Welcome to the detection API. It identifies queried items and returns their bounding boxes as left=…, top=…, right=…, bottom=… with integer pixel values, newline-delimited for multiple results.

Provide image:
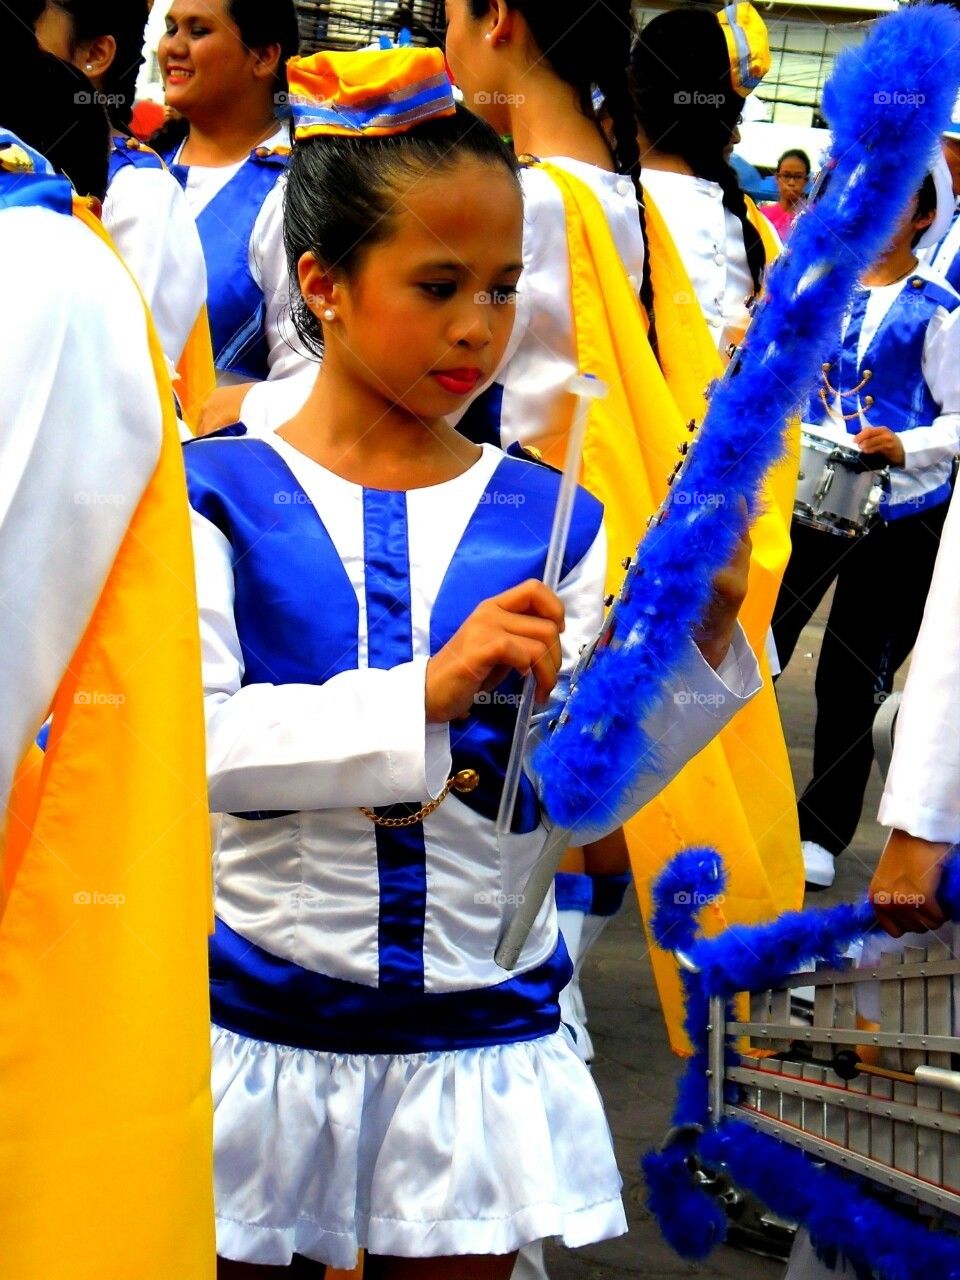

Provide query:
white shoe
left=802, top=840, right=836, bottom=889
left=511, top=1241, right=549, bottom=1279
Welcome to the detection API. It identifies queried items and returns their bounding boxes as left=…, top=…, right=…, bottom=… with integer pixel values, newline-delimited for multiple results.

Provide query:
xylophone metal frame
left=710, top=940, right=960, bottom=1219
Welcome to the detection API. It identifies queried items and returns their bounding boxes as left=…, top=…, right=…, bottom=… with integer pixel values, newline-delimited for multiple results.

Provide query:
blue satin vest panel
left=186, top=436, right=604, bottom=834
left=362, top=489, right=427, bottom=991
left=186, top=435, right=604, bottom=990
left=185, top=435, right=361, bottom=686
left=0, top=130, right=72, bottom=215
left=168, top=148, right=287, bottom=379
left=210, top=915, right=572, bottom=1053
left=106, top=137, right=164, bottom=186
left=809, top=278, right=956, bottom=435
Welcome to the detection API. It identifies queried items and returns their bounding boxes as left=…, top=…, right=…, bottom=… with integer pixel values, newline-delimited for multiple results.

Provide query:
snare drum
left=793, top=430, right=888, bottom=538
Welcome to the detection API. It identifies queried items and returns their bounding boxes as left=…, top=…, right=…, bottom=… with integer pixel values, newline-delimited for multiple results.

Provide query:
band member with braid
left=446, top=0, right=803, bottom=1077
left=444, top=0, right=651, bottom=1073
left=631, top=2, right=781, bottom=354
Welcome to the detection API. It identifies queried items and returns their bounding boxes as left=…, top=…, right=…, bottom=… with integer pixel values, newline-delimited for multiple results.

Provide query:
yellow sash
left=0, top=203, right=215, bottom=1276
left=177, top=304, right=217, bottom=433
left=538, top=163, right=803, bottom=1053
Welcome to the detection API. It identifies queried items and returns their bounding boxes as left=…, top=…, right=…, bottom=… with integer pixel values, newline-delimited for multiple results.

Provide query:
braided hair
left=467, top=0, right=658, bottom=348
left=47, top=0, right=150, bottom=132
left=630, top=6, right=768, bottom=297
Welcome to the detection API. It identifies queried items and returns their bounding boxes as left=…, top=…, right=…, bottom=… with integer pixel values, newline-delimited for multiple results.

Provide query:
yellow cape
left=0, top=203, right=215, bottom=1277
left=536, top=163, right=803, bottom=1054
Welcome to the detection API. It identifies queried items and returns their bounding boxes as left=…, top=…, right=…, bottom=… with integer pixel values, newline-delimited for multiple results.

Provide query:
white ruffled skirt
left=211, top=1023, right=626, bottom=1268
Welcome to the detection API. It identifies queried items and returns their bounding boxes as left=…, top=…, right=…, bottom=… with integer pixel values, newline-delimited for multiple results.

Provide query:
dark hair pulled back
left=2, top=1, right=110, bottom=197
left=284, top=104, right=519, bottom=358
left=631, top=6, right=768, bottom=296
left=151, top=0, right=300, bottom=153
left=47, top=0, right=149, bottom=131
left=469, top=0, right=658, bottom=347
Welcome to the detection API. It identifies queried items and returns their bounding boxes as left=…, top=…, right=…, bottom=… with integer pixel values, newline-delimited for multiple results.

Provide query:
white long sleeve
left=0, top=206, right=163, bottom=815
left=102, top=163, right=207, bottom=368
left=878, top=483, right=960, bottom=843
left=896, top=303, right=960, bottom=472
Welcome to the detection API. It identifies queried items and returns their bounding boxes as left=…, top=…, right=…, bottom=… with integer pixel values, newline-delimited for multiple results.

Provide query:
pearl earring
left=85, top=62, right=94, bottom=70
left=322, top=308, right=336, bottom=323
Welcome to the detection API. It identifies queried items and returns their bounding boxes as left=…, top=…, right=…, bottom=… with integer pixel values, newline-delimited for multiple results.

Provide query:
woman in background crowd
left=155, top=0, right=315, bottom=433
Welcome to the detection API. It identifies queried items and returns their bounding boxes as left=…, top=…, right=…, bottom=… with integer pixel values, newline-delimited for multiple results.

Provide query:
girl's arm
left=194, top=508, right=565, bottom=816
left=102, top=165, right=207, bottom=370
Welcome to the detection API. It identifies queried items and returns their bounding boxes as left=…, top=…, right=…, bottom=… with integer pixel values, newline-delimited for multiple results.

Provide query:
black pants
left=771, top=500, right=948, bottom=857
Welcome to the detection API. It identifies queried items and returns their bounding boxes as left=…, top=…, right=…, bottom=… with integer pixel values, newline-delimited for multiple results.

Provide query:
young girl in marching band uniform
left=186, top=47, right=761, bottom=1279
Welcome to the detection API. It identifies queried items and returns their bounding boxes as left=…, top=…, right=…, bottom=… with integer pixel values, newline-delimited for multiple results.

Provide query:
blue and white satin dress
left=185, top=427, right=761, bottom=1267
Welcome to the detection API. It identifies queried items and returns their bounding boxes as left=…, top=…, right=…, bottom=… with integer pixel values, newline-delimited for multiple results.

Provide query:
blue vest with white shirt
left=184, top=427, right=604, bottom=1053
left=166, top=146, right=287, bottom=381
left=807, top=274, right=959, bottom=519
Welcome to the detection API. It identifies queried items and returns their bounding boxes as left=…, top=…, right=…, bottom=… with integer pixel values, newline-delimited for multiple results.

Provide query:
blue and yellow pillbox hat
left=717, top=2, right=771, bottom=97
left=287, top=47, right=456, bottom=140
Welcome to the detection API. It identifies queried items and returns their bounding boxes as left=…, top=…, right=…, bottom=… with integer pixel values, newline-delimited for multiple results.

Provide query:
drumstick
left=494, top=374, right=607, bottom=973
left=494, top=373, right=607, bottom=837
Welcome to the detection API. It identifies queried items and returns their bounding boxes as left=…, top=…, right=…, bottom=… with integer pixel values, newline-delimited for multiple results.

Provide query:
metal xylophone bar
left=712, top=941, right=960, bottom=1218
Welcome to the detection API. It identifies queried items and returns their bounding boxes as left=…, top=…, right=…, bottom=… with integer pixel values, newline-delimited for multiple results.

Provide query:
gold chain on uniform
left=359, top=769, right=480, bottom=828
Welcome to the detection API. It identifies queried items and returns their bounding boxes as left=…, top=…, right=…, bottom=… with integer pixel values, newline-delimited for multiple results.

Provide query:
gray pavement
left=545, top=593, right=899, bottom=1278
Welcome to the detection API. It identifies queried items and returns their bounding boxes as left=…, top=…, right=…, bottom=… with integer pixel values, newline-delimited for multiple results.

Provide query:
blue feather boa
left=535, top=3, right=960, bottom=839
left=644, top=845, right=960, bottom=1277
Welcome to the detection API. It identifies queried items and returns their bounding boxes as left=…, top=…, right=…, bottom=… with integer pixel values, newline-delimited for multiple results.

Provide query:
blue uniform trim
left=185, top=433, right=359, bottom=821
left=210, top=916, right=572, bottom=1053
left=0, top=129, right=72, bottom=216
left=883, top=476, right=952, bottom=520
left=810, top=277, right=959, bottom=515
left=555, top=872, right=593, bottom=913
left=167, top=148, right=287, bottom=379
left=185, top=442, right=603, bottom=989
left=458, top=382, right=505, bottom=448
left=106, top=137, right=164, bottom=186
left=362, top=489, right=426, bottom=990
